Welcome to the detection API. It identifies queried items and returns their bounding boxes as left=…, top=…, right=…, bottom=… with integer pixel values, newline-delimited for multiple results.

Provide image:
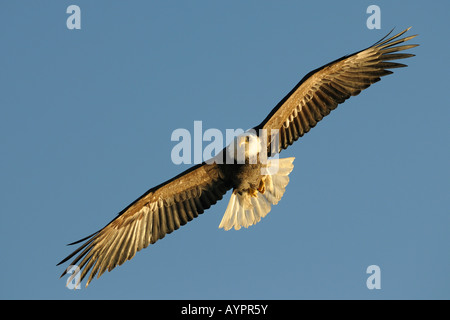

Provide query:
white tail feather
left=219, top=157, right=295, bottom=230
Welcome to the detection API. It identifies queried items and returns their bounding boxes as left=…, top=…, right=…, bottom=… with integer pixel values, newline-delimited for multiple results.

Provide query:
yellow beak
left=239, top=137, right=246, bottom=147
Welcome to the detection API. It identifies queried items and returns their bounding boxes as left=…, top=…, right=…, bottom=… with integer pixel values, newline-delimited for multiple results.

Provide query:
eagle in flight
left=58, top=28, right=418, bottom=287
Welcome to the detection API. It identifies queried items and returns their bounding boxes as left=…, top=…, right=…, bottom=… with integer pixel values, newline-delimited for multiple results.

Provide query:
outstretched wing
left=255, top=27, right=418, bottom=154
left=58, top=162, right=230, bottom=287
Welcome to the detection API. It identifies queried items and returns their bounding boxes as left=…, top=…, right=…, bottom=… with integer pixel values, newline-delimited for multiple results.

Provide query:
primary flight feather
left=58, top=27, right=418, bottom=287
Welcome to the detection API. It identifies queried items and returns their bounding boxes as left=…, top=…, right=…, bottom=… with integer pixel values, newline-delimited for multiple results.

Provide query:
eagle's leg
left=249, top=188, right=258, bottom=197
left=257, top=176, right=266, bottom=194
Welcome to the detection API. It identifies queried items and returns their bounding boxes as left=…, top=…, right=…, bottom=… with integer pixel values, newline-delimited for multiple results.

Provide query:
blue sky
left=1, top=1, right=449, bottom=299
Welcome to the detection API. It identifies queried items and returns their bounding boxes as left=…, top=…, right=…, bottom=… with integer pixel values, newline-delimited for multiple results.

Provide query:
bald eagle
left=58, top=28, right=418, bottom=287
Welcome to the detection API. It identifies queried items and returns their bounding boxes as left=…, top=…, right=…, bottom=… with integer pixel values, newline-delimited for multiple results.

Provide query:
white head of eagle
left=227, top=131, right=262, bottom=164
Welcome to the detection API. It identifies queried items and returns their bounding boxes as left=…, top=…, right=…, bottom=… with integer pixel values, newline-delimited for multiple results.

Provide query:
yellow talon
left=257, top=178, right=266, bottom=194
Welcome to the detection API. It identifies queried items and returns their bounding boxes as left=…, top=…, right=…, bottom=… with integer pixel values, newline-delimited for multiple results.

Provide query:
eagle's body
left=58, top=28, right=418, bottom=287
left=220, top=132, right=267, bottom=195
left=221, top=162, right=262, bottom=194
left=215, top=132, right=295, bottom=230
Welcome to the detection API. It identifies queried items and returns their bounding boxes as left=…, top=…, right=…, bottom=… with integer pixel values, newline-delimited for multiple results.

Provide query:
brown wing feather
left=58, top=163, right=230, bottom=287
left=256, top=27, right=418, bottom=154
